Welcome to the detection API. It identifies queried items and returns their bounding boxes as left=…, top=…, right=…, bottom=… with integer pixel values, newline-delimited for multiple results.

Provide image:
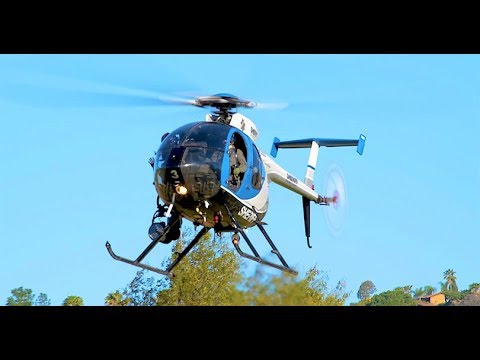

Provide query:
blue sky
left=0, top=54, right=478, bottom=305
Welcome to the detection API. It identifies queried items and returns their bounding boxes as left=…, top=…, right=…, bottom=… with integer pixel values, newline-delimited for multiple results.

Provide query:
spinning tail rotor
left=323, top=164, right=349, bottom=238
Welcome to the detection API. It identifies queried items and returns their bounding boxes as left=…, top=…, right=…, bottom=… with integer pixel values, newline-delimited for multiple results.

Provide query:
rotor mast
left=195, top=93, right=256, bottom=125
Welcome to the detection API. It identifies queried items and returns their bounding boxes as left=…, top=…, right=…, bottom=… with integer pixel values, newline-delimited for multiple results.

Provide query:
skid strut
left=106, top=221, right=210, bottom=278
left=224, top=205, right=298, bottom=276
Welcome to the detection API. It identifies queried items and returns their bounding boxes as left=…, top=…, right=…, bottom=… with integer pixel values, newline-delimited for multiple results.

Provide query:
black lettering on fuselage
left=287, top=173, right=298, bottom=184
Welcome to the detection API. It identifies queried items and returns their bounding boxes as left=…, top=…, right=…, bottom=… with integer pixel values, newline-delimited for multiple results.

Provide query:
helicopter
left=106, top=93, right=366, bottom=277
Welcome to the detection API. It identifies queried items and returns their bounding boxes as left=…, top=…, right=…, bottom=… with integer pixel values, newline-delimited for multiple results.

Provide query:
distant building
left=417, top=293, right=446, bottom=306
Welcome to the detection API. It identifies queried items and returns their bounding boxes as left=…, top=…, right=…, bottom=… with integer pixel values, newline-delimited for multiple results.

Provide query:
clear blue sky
left=1, top=54, right=478, bottom=305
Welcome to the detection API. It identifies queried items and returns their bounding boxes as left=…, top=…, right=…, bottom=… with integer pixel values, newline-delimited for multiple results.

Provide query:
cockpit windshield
left=156, top=122, right=230, bottom=166
left=155, top=122, right=231, bottom=196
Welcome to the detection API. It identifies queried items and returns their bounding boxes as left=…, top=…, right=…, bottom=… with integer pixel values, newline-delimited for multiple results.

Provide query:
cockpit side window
left=227, top=132, right=248, bottom=191
left=251, top=145, right=263, bottom=190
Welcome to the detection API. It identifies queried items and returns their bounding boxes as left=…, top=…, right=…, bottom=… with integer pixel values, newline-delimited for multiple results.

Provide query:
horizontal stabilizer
left=271, top=135, right=366, bottom=158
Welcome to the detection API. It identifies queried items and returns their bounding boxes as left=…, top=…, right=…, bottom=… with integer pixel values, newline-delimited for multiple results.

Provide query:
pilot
left=183, top=143, right=219, bottom=200
left=228, top=134, right=247, bottom=189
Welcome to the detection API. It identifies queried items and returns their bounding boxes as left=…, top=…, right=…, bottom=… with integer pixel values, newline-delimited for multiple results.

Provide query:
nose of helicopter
left=155, top=145, right=223, bottom=202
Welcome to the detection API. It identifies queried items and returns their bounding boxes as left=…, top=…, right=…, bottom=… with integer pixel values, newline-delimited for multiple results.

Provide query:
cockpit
left=154, top=122, right=230, bottom=201
left=154, top=121, right=265, bottom=205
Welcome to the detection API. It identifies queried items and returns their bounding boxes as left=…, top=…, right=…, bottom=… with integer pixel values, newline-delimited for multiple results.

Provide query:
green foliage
left=105, top=290, right=131, bottom=306
left=443, top=269, right=459, bottom=292
left=357, top=280, right=376, bottom=301
left=443, top=289, right=463, bottom=302
left=424, top=285, right=437, bottom=296
left=156, top=230, right=243, bottom=306
left=239, top=266, right=349, bottom=306
left=6, top=287, right=35, bottom=306
left=349, top=299, right=371, bottom=306
left=399, top=285, right=412, bottom=294
left=35, top=293, right=51, bottom=306
left=107, top=225, right=349, bottom=306
left=62, top=296, right=84, bottom=306
left=122, top=270, right=162, bottom=306
left=6, top=287, right=53, bottom=306
left=368, top=287, right=417, bottom=306
left=412, top=285, right=437, bottom=298
left=412, top=288, right=425, bottom=298
left=468, top=283, right=480, bottom=293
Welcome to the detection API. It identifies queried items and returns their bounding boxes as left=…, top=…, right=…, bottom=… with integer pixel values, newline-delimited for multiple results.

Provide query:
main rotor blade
left=254, top=101, right=289, bottom=110
left=0, top=86, right=161, bottom=108
left=0, top=77, right=199, bottom=109
left=0, top=57, right=203, bottom=108
left=0, top=55, right=197, bottom=96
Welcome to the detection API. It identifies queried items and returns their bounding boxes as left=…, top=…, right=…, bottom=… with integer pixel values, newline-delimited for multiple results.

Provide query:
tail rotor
left=323, top=163, right=349, bottom=238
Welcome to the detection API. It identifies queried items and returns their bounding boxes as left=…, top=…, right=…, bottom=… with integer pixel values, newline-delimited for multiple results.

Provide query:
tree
left=443, top=269, right=459, bottom=292
left=107, top=228, right=243, bottom=306
left=62, top=296, right=84, bottom=306
left=156, top=229, right=243, bottom=306
left=412, top=286, right=437, bottom=298
left=35, top=293, right=51, bottom=306
left=443, top=289, right=463, bottom=303
left=241, top=266, right=349, bottom=306
left=368, top=287, right=417, bottom=306
left=412, top=288, right=425, bottom=298
left=124, top=269, right=162, bottom=306
left=424, top=285, right=436, bottom=295
left=110, top=225, right=350, bottom=306
left=357, top=280, right=376, bottom=301
left=468, top=283, right=480, bottom=294
left=105, top=290, right=131, bottom=306
left=6, top=287, right=35, bottom=306
left=106, top=270, right=161, bottom=306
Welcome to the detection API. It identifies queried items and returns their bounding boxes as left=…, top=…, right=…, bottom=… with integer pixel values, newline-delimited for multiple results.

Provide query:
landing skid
left=105, top=219, right=210, bottom=278
left=224, top=205, right=298, bottom=276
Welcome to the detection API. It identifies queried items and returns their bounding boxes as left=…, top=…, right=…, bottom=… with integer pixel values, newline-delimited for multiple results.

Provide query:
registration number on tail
left=238, top=206, right=257, bottom=223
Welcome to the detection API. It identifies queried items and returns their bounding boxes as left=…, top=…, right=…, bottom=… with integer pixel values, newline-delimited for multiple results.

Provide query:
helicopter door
left=223, top=131, right=264, bottom=199
left=224, top=131, right=247, bottom=191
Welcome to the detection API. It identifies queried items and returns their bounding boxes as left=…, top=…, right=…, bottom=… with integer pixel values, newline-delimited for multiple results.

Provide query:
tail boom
left=262, top=153, right=321, bottom=203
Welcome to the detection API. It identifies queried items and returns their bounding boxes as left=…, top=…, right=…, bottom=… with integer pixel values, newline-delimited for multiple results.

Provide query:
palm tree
left=412, top=286, right=437, bottom=298
left=105, top=291, right=130, bottom=306
left=443, top=269, right=459, bottom=292
left=412, top=288, right=426, bottom=298
left=62, top=295, right=84, bottom=306
left=424, top=286, right=436, bottom=295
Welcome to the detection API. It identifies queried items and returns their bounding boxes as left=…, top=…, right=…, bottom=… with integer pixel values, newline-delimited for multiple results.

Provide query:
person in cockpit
left=228, top=134, right=247, bottom=189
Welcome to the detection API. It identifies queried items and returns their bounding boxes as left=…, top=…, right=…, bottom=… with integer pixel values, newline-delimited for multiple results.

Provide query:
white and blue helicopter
left=106, top=93, right=366, bottom=277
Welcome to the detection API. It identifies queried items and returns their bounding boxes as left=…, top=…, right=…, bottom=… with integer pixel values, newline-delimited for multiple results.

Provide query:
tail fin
left=303, top=141, right=318, bottom=248
left=304, top=140, right=320, bottom=188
